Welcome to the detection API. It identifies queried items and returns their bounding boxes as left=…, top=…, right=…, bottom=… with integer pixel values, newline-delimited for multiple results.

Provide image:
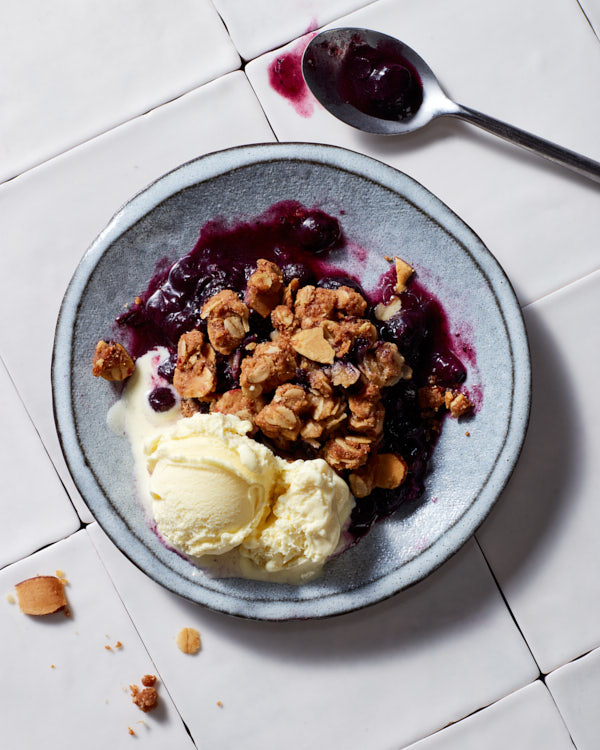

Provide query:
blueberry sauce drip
left=338, top=39, right=423, bottom=121
left=117, top=201, right=470, bottom=540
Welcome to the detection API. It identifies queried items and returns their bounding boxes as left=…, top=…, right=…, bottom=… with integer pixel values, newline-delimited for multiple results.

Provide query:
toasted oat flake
left=375, top=296, right=402, bottom=321
left=394, top=256, right=414, bottom=293
left=291, top=327, right=335, bottom=364
left=177, top=627, right=201, bottom=654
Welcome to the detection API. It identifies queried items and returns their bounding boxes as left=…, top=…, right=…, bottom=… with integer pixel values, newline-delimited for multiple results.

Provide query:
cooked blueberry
left=294, top=210, right=341, bottom=253
left=148, top=387, right=176, bottom=412
left=157, top=351, right=177, bottom=382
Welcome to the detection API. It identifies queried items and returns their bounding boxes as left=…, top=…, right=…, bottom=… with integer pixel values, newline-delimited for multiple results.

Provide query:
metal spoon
left=302, top=28, right=600, bottom=183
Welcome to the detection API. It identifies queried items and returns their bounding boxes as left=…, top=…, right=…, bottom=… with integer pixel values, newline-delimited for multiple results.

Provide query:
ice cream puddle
left=109, top=349, right=354, bottom=584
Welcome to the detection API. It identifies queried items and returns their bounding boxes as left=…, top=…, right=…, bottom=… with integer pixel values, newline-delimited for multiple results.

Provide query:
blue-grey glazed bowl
left=53, top=143, right=530, bottom=620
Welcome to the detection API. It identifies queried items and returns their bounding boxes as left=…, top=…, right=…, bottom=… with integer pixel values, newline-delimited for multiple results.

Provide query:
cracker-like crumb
left=176, top=627, right=201, bottom=654
left=141, top=674, right=157, bottom=687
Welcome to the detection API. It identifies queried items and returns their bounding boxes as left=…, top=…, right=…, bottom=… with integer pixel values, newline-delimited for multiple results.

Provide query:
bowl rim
left=52, top=141, right=531, bottom=620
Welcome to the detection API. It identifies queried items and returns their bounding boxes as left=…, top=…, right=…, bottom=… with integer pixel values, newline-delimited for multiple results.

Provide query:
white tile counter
left=2, top=0, right=599, bottom=746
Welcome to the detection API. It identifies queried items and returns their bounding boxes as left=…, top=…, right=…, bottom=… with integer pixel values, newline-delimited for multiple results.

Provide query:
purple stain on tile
left=268, top=34, right=317, bottom=117
left=305, top=16, right=318, bottom=33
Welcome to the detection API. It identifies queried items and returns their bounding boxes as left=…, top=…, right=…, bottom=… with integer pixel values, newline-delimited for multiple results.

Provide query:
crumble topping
left=245, top=258, right=284, bottom=317
left=173, top=330, right=217, bottom=399
left=92, top=340, right=135, bottom=381
left=201, top=289, right=250, bottom=355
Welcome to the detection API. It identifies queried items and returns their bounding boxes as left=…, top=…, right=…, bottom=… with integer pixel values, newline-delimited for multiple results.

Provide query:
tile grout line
left=473, top=536, right=542, bottom=675
left=521, top=265, right=600, bottom=311
left=208, top=0, right=383, bottom=63
left=85, top=524, right=198, bottom=749
left=575, top=0, right=600, bottom=41
left=242, top=68, right=279, bottom=143
left=0, top=350, right=83, bottom=523
left=0, top=66, right=243, bottom=190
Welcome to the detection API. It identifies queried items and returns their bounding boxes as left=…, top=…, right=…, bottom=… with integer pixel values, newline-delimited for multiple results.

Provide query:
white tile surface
left=477, top=270, right=600, bottom=674
left=547, top=646, right=600, bottom=750
left=0, top=530, right=195, bottom=749
left=212, top=0, right=371, bottom=60
left=245, top=0, right=600, bottom=306
left=578, top=0, right=600, bottom=39
left=0, top=71, right=276, bottom=523
left=89, top=523, right=537, bottom=750
left=0, top=0, right=240, bottom=183
left=404, top=681, right=573, bottom=750
left=0, top=357, right=79, bottom=569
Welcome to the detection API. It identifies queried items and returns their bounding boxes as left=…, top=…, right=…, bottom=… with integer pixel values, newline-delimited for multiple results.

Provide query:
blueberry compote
left=338, top=38, right=423, bottom=121
left=117, top=201, right=468, bottom=542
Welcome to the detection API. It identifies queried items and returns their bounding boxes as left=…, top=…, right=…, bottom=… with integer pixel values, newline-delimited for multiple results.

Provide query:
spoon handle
left=452, top=104, right=600, bottom=184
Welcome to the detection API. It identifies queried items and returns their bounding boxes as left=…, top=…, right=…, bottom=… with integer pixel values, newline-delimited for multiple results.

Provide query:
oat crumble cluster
left=153, top=257, right=472, bottom=498
left=93, top=201, right=476, bottom=541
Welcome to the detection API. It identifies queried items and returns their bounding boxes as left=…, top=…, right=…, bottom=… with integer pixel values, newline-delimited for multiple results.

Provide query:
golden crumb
left=217, top=701, right=223, bottom=708
left=105, top=645, right=112, bottom=651
left=115, top=641, right=123, bottom=649
left=128, top=727, right=135, bottom=736
left=6, top=593, right=15, bottom=605
left=176, top=627, right=201, bottom=654
left=50, top=664, right=55, bottom=669
left=130, top=684, right=158, bottom=713
left=55, top=569, right=65, bottom=578
left=141, top=674, right=156, bottom=687
left=465, top=431, right=470, bottom=437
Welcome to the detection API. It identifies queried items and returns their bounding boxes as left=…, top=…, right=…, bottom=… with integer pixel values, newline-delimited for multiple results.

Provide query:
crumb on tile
left=50, top=664, right=55, bottom=669
left=217, top=701, right=223, bottom=708
left=6, top=593, right=15, bottom=605
left=115, top=641, right=123, bottom=649
left=465, top=431, right=470, bottom=436
left=176, top=627, right=201, bottom=654
left=130, top=681, right=158, bottom=713
left=105, top=645, right=112, bottom=651
left=128, top=727, right=135, bottom=736
left=15, top=575, right=67, bottom=616
left=141, top=674, right=156, bottom=687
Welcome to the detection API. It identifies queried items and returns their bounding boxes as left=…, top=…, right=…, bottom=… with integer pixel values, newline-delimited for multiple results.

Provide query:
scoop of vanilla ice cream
left=239, top=458, right=353, bottom=583
left=146, top=413, right=279, bottom=556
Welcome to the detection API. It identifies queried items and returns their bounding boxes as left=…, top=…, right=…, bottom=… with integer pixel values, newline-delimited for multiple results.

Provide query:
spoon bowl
left=302, top=27, right=455, bottom=135
left=302, top=27, right=600, bottom=183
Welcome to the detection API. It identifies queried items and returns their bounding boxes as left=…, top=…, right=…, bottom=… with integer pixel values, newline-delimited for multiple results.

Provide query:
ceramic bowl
left=52, top=143, right=530, bottom=620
